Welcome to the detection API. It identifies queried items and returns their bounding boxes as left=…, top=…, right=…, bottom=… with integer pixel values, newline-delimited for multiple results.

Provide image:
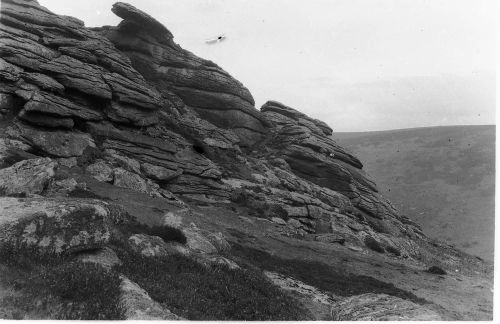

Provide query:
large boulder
left=0, top=157, right=57, bottom=196
left=0, top=197, right=119, bottom=254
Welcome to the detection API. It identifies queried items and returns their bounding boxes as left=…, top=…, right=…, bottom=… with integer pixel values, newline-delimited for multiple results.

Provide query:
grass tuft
left=38, top=261, right=123, bottom=319
left=0, top=245, right=123, bottom=320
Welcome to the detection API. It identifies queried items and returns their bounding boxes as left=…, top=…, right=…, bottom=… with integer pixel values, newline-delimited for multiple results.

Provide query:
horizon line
left=333, top=123, right=495, bottom=134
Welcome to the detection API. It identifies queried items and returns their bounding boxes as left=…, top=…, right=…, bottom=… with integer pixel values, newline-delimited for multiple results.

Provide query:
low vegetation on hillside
left=335, top=125, right=495, bottom=261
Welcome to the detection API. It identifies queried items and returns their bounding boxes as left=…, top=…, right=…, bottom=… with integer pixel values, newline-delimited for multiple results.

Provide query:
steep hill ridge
left=0, top=0, right=492, bottom=320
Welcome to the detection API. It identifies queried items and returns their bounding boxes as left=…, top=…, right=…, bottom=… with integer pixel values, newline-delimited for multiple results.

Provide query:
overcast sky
left=40, top=0, right=496, bottom=131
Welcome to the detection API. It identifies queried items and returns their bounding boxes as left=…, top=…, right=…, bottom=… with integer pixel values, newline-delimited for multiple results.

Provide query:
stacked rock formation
left=1, top=0, right=425, bottom=257
left=95, top=2, right=269, bottom=146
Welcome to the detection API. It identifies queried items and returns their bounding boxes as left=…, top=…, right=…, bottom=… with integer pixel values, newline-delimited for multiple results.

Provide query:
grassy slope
left=334, top=125, right=495, bottom=261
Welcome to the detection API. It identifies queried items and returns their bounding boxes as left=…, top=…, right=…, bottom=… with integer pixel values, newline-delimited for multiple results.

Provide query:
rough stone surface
left=45, top=177, right=78, bottom=196
left=141, top=162, right=182, bottom=182
left=183, top=227, right=218, bottom=254
left=272, top=217, right=287, bottom=225
left=119, top=276, right=184, bottom=320
left=128, top=233, right=189, bottom=257
left=331, top=293, right=442, bottom=320
left=0, top=0, right=431, bottom=261
left=261, top=100, right=399, bottom=222
left=265, top=271, right=338, bottom=320
left=205, top=232, right=231, bottom=253
left=113, top=167, right=148, bottom=193
left=86, top=160, right=114, bottom=182
left=95, top=3, right=268, bottom=145
left=105, top=152, right=141, bottom=174
left=8, top=122, right=96, bottom=158
left=0, top=2, right=491, bottom=321
left=0, top=158, right=57, bottom=196
left=0, top=197, right=115, bottom=254
left=56, top=157, right=78, bottom=168
left=78, top=246, right=122, bottom=269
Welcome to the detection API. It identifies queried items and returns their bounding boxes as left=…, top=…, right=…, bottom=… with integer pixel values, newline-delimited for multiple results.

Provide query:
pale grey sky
left=39, top=0, right=496, bottom=131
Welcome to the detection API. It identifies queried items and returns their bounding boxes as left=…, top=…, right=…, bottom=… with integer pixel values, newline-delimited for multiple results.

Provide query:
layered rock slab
left=261, top=100, right=399, bottom=221
left=96, top=2, right=269, bottom=146
left=0, top=0, right=420, bottom=249
left=0, top=0, right=165, bottom=130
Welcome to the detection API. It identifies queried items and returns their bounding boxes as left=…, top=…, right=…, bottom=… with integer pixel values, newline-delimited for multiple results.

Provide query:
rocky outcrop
left=261, top=100, right=398, bottom=221
left=0, top=0, right=423, bottom=247
left=0, top=0, right=163, bottom=129
left=86, top=122, right=231, bottom=201
left=95, top=2, right=269, bottom=146
left=0, top=1, right=491, bottom=321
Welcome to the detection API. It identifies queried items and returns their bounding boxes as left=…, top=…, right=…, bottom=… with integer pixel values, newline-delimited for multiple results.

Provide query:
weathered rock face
left=95, top=2, right=269, bottom=146
left=0, top=197, right=117, bottom=254
left=0, top=2, right=489, bottom=321
left=0, top=157, right=57, bottom=196
left=261, top=100, right=398, bottom=221
left=0, top=0, right=238, bottom=204
left=7, top=122, right=96, bottom=157
left=0, top=0, right=422, bottom=255
left=0, top=0, right=164, bottom=129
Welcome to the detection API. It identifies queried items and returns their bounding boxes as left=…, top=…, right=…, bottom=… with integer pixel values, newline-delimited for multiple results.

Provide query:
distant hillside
left=334, top=125, right=495, bottom=261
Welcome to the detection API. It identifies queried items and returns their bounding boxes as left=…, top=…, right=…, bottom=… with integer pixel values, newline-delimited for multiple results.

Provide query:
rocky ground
left=0, top=0, right=493, bottom=320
